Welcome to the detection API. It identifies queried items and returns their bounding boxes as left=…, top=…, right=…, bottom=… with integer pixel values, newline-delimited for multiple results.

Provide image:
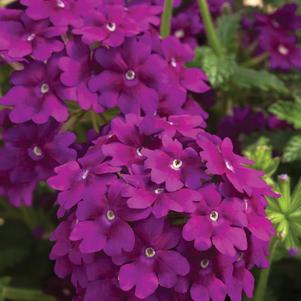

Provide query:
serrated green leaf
left=216, top=13, right=241, bottom=53
left=291, top=178, right=301, bottom=210
left=197, top=47, right=236, bottom=88
left=283, top=135, right=301, bottom=162
left=269, top=101, right=301, bottom=129
left=230, top=66, right=288, bottom=93
left=189, top=47, right=236, bottom=87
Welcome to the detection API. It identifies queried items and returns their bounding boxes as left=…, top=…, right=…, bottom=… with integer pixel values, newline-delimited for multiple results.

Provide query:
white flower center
left=210, top=210, right=219, bottom=222
left=106, top=209, right=116, bottom=221
left=170, top=58, right=177, bottom=68
left=154, top=188, right=164, bottom=194
left=125, top=70, right=136, bottom=81
left=27, top=33, right=36, bottom=41
left=136, top=147, right=144, bottom=157
left=40, top=83, right=49, bottom=94
left=200, top=258, right=210, bottom=269
left=170, top=159, right=182, bottom=170
left=106, top=22, right=117, bottom=32
left=225, top=160, right=234, bottom=171
left=145, top=247, right=156, bottom=258
left=237, top=252, right=244, bottom=261
left=56, top=0, right=65, bottom=8
left=278, top=45, right=289, bottom=55
left=81, top=169, right=89, bottom=180
left=33, top=146, right=43, bottom=156
left=174, top=29, right=185, bottom=38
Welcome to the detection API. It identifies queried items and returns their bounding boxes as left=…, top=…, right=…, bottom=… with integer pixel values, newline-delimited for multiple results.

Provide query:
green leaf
left=193, top=47, right=236, bottom=88
left=0, top=277, right=11, bottom=301
left=283, top=135, right=301, bottom=162
left=291, top=178, right=301, bottom=210
left=230, top=66, right=288, bottom=93
left=269, top=100, right=301, bottom=129
left=243, top=137, right=280, bottom=183
left=0, top=249, right=28, bottom=272
left=216, top=13, right=241, bottom=53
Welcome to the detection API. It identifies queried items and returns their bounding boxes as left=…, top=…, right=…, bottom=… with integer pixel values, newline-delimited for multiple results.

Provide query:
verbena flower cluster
left=0, top=0, right=277, bottom=300
left=243, top=3, right=301, bottom=70
left=0, top=0, right=211, bottom=206
left=48, top=113, right=276, bottom=301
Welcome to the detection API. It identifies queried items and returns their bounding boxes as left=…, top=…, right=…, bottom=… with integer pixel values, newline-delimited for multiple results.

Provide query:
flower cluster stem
left=197, top=0, right=222, bottom=55
left=2, top=287, right=55, bottom=301
left=160, top=0, right=174, bottom=38
left=253, top=238, right=279, bottom=301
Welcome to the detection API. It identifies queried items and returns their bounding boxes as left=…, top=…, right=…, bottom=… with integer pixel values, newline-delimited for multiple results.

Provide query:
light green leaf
left=269, top=101, right=301, bottom=129
left=195, top=47, right=236, bottom=88
left=230, top=66, right=288, bottom=93
left=216, top=13, right=241, bottom=53
left=283, top=135, right=301, bottom=162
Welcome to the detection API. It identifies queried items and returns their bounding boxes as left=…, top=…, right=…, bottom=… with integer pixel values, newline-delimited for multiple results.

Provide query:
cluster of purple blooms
left=0, top=0, right=211, bottom=206
left=0, top=0, right=277, bottom=300
left=48, top=113, right=276, bottom=301
left=243, top=3, right=301, bottom=70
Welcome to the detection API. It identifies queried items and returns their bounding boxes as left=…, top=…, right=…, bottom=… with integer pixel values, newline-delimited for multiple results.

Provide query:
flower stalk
left=253, top=237, right=279, bottom=301
left=2, top=287, right=55, bottom=301
left=160, top=0, right=174, bottom=38
left=197, top=0, right=222, bottom=55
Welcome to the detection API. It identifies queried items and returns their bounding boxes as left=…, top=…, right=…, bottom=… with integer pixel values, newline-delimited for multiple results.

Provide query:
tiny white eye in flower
left=209, top=210, right=219, bottom=222
left=174, top=29, right=185, bottom=38
left=81, top=169, right=89, bottom=180
left=125, top=70, right=136, bottom=81
left=278, top=45, right=289, bottom=55
left=106, top=210, right=116, bottom=221
left=145, top=247, right=156, bottom=258
left=237, top=252, right=244, bottom=261
left=136, top=147, right=144, bottom=157
left=225, top=160, right=234, bottom=171
left=170, top=58, right=177, bottom=68
left=200, top=258, right=210, bottom=269
left=106, top=22, right=117, bottom=32
left=154, top=188, right=164, bottom=194
left=171, top=159, right=182, bottom=170
left=40, top=83, right=50, bottom=94
left=56, top=0, right=65, bottom=8
left=33, top=146, right=43, bottom=156
left=27, top=33, right=36, bottom=41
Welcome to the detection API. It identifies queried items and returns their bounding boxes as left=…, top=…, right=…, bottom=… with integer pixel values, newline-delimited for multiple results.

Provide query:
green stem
left=2, top=287, right=55, bottom=301
left=197, top=0, right=222, bottom=55
left=243, top=52, right=269, bottom=68
left=253, top=238, right=279, bottom=301
left=20, top=206, right=36, bottom=230
left=160, top=0, right=174, bottom=38
left=90, top=111, right=100, bottom=133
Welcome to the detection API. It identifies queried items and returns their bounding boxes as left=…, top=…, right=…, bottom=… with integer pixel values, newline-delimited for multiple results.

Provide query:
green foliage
left=216, top=13, right=241, bottom=53
left=243, top=137, right=280, bottom=185
left=0, top=277, right=11, bottom=301
left=267, top=175, right=301, bottom=249
left=283, top=135, right=301, bottom=162
left=0, top=220, right=32, bottom=274
left=230, top=66, right=288, bottom=94
left=269, top=99, right=301, bottom=129
left=192, top=47, right=236, bottom=88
